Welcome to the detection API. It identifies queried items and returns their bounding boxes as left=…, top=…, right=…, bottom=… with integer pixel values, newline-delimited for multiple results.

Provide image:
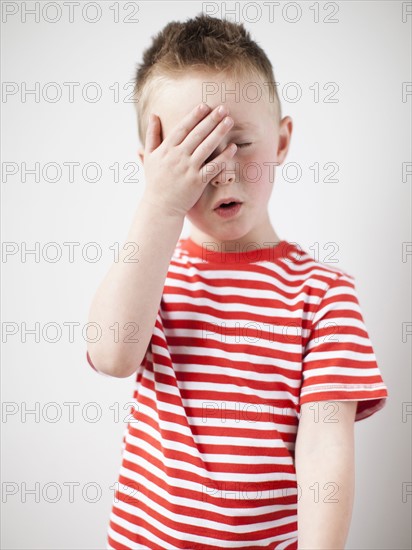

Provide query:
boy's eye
left=236, top=143, right=252, bottom=148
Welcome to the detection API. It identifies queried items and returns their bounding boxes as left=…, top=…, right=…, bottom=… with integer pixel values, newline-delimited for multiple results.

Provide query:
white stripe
left=300, top=383, right=387, bottom=397
left=303, top=364, right=379, bottom=377
left=163, top=278, right=320, bottom=307
left=166, top=361, right=300, bottom=383
left=162, top=317, right=305, bottom=337
left=304, top=348, right=378, bottom=363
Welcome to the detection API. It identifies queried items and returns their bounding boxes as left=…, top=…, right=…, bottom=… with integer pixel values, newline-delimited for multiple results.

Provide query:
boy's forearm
left=295, top=445, right=355, bottom=549
left=87, top=195, right=184, bottom=378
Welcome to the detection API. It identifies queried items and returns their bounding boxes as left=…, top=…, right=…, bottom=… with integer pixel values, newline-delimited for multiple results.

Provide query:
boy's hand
left=141, top=103, right=237, bottom=219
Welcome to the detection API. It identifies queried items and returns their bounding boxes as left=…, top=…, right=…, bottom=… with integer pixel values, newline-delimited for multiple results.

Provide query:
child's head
left=133, top=13, right=282, bottom=146
left=133, top=14, right=292, bottom=247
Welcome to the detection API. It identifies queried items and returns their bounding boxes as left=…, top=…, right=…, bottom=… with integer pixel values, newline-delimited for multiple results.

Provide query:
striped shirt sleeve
left=300, top=273, right=388, bottom=421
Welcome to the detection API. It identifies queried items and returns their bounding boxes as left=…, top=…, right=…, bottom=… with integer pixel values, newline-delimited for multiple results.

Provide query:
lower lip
left=214, top=203, right=242, bottom=218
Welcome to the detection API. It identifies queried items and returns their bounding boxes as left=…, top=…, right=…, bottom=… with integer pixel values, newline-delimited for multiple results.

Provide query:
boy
left=86, top=14, right=388, bottom=550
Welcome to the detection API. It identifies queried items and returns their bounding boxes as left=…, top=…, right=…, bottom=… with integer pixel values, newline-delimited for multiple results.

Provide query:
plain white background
left=2, top=1, right=411, bottom=548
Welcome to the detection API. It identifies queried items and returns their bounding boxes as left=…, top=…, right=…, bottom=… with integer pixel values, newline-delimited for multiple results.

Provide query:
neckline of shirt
left=181, top=237, right=292, bottom=264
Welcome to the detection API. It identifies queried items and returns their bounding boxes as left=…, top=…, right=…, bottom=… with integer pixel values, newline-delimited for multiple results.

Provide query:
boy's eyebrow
left=231, top=121, right=256, bottom=131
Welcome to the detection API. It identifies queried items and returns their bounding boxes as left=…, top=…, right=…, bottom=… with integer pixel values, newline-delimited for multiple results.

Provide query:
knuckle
left=178, top=123, right=190, bottom=136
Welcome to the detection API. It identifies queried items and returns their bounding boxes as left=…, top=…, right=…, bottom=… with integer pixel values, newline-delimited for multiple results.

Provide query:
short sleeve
left=300, top=273, right=389, bottom=422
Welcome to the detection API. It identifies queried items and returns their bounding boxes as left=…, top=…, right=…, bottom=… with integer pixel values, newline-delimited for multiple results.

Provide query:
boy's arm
left=87, top=201, right=184, bottom=378
left=295, top=400, right=357, bottom=549
left=87, top=104, right=237, bottom=379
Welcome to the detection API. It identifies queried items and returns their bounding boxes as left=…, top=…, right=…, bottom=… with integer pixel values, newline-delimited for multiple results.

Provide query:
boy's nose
left=210, top=169, right=236, bottom=186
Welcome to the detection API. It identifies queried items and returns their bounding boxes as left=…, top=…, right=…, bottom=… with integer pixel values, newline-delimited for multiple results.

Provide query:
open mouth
left=218, top=201, right=238, bottom=209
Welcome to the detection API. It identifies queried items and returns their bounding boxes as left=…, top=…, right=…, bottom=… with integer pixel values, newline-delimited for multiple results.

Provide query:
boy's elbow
left=86, top=348, right=138, bottom=378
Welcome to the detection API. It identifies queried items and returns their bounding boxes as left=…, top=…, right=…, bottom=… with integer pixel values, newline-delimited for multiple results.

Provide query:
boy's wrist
left=140, top=191, right=186, bottom=224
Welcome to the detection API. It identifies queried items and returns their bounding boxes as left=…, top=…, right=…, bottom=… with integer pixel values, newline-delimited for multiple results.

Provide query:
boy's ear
left=137, top=148, right=144, bottom=165
left=276, top=116, right=293, bottom=165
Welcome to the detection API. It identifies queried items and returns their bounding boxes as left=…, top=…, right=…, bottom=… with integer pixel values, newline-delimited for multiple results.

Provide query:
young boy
left=86, top=14, right=389, bottom=550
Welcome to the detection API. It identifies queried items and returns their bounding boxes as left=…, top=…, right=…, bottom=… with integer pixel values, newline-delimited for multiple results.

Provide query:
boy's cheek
left=242, top=154, right=277, bottom=183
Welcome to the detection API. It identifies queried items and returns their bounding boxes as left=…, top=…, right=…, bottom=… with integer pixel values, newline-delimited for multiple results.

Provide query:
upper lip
left=213, top=197, right=243, bottom=210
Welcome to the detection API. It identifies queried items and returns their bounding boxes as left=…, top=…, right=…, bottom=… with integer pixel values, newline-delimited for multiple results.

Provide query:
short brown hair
left=133, top=13, right=282, bottom=146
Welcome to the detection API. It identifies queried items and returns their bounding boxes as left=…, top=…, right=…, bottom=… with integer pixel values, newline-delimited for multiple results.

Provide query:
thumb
left=145, top=113, right=162, bottom=154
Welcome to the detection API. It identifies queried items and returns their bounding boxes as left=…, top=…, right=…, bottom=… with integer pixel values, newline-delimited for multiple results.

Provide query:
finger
left=199, top=143, right=237, bottom=184
left=164, top=103, right=212, bottom=148
left=179, top=105, right=230, bottom=157
left=145, top=113, right=162, bottom=154
left=191, top=116, right=234, bottom=168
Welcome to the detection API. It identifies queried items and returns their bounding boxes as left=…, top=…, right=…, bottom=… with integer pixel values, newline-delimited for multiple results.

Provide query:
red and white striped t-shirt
left=87, top=237, right=388, bottom=550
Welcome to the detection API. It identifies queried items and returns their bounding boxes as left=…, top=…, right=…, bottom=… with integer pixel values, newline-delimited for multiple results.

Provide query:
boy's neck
left=188, top=222, right=281, bottom=251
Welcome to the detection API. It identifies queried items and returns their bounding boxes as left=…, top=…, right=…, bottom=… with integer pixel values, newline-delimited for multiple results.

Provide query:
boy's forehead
left=153, top=72, right=268, bottom=132
left=167, top=72, right=266, bottom=106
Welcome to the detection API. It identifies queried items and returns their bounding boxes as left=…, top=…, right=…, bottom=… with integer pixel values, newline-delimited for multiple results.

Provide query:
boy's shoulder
left=172, top=237, right=355, bottom=289
left=279, top=239, right=356, bottom=286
